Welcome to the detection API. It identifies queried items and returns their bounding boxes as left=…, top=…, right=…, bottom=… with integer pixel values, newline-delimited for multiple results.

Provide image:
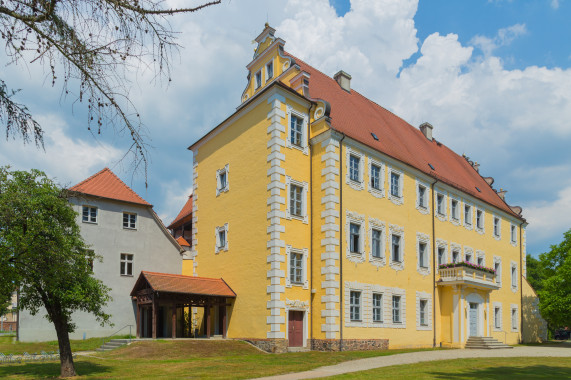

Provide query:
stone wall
left=311, top=339, right=389, bottom=351
left=243, top=338, right=289, bottom=353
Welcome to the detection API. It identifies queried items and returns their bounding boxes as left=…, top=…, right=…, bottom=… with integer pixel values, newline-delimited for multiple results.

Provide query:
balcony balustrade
left=437, top=264, right=499, bottom=290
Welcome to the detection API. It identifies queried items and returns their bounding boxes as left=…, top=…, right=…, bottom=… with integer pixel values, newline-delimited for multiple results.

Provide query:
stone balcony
left=437, top=265, right=500, bottom=290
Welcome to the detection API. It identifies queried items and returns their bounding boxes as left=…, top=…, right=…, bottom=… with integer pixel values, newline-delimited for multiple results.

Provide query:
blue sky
left=1, top=0, right=570, bottom=257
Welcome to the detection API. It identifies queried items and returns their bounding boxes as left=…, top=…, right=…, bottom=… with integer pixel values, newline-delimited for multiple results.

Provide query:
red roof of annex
left=168, top=195, right=193, bottom=229
left=131, top=271, right=236, bottom=298
left=69, top=167, right=150, bottom=206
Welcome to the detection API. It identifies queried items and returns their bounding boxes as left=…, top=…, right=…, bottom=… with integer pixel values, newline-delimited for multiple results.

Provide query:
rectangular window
left=438, top=247, right=445, bottom=265
left=437, top=194, right=445, bottom=215
left=349, top=155, right=360, bottom=182
left=476, top=209, right=483, bottom=229
left=511, top=225, right=517, bottom=243
left=451, top=199, right=459, bottom=220
left=495, top=262, right=501, bottom=283
left=464, top=205, right=472, bottom=225
left=218, top=229, right=226, bottom=249
left=452, top=250, right=459, bottom=263
left=390, top=172, right=400, bottom=197
left=419, top=242, right=428, bottom=268
left=350, top=223, right=361, bottom=254
left=465, top=253, right=472, bottom=263
left=512, top=308, right=517, bottom=330
left=266, top=61, right=273, bottom=80
left=494, top=217, right=500, bottom=237
left=82, top=206, right=97, bottom=223
left=511, top=265, right=517, bottom=287
left=477, top=257, right=484, bottom=266
left=373, top=293, right=383, bottom=322
left=495, top=307, right=501, bottom=329
left=419, top=300, right=427, bottom=325
left=290, top=115, right=303, bottom=147
left=372, top=228, right=382, bottom=258
left=120, top=253, right=133, bottom=276
left=392, top=235, right=401, bottom=262
left=255, top=70, right=262, bottom=88
left=290, top=251, right=303, bottom=284
left=392, top=295, right=401, bottom=323
left=418, top=185, right=427, bottom=208
left=219, top=170, right=227, bottom=190
left=123, top=212, right=136, bottom=229
left=350, top=291, right=361, bottom=321
left=370, top=164, right=381, bottom=190
left=290, top=184, right=303, bottom=217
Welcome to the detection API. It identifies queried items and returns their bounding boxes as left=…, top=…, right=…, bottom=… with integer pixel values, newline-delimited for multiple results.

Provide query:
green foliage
left=533, top=229, right=571, bottom=328
left=0, top=167, right=111, bottom=331
left=526, top=254, right=545, bottom=293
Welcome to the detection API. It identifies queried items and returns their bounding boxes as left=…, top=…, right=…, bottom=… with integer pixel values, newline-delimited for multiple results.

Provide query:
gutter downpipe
left=430, top=179, right=438, bottom=348
left=338, top=133, right=346, bottom=351
left=309, top=103, right=314, bottom=347
left=519, top=220, right=525, bottom=342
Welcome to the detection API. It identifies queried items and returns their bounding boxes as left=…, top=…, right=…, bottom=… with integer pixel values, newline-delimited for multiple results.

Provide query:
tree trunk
left=53, top=315, right=77, bottom=377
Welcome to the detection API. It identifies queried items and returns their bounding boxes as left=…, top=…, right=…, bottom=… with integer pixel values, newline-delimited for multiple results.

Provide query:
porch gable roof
left=130, top=271, right=236, bottom=298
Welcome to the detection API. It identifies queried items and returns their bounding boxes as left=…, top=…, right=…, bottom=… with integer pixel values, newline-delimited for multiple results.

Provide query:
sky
left=1, top=0, right=570, bottom=257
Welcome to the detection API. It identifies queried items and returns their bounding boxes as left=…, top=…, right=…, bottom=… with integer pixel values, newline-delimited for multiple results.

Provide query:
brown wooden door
left=288, top=311, right=304, bottom=347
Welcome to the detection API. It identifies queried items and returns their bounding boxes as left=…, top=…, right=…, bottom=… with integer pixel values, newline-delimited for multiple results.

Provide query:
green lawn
left=324, top=357, right=571, bottom=379
left=0, top=335, right=134, bottom=355
left=0, top=340, right=438, bottom=379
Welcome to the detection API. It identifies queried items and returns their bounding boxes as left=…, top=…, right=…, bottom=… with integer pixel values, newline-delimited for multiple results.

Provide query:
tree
left=535, top=229, right=571, bottom=328
left=0, top=167, right=111, bottom=377
left=526, top=254, right=545, bottom=293
left=0, top=0, right=221, bottom=177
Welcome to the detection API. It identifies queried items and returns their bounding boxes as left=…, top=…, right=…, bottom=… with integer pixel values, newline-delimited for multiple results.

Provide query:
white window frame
left=510, top=223, right=517, bottom=246
left=216, top=164, right=230, bottom=196
left=286, top=105, right=309, bottom=154
left=265, top=59, right=274, bottom=81
left=122, top=212, right=137, bottom=229
left=435, top=190, right=447, bottom=221
left=285, top=245, right=308, bottom=289
left=451, top=242, right=461, bottom=263
left=416, top=291, right=432, bottom=331
left=476, top=250, right=485, bottom=266
left=494, top=256, right=502, bottom=286
left=389, top=224, right=405, bottom=271
left=464, top=246, right=474, bottom=264
left=82, top=205, right=98, bottom=224
left=369, top=218, right=386, bottom=267
left=463, top=202, right=473, bottom=230
left=415, top=179, right=429, bottom=214
left=346, top=211, right=366, bottom=263
left=387, top=166, right=404, bottom=205
left=120, top=253, right=133, bottom=276
left=367, top=157, right=385, bottom=198
left=449, top=196, right=460, bottom=225
left=372, top=293, right=383, bottom=323
left=215, top=223, right=229, bottom=253
left=255, top=69, right=262, bottom=89
left=392, top=295, right=402, bottom=324
left=493, top=215, right=501, bottom=240
left=475, top=207, right=485, bottom=234
left=416, top=232, right=430, bottom=276
left=350, top=291, right=362, bottom=321
left=493, top=302, right=502, bottom=332
left=511, top=304, right=519, bottom=332
left=436, top=239, right=448, bottom=265
left=285, top=176, right=308, bottom=224
left=511, top=261, right=518, bottom=292
left=345, top=147, right=364, bottom=191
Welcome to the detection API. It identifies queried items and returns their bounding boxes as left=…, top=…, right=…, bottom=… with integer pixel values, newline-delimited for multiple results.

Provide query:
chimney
left=419, top=122, right=433, bottom=141
left=497, top=188, right=507, bottom=200
left=333, top=70, right=351, bottom=92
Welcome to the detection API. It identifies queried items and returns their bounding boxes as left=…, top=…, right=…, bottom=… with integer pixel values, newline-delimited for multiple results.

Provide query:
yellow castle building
left=184, top=24, right=545, bottom=352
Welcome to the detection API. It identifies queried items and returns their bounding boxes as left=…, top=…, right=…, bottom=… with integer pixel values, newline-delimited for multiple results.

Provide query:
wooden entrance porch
left=130, top=271, right=236, bottom=339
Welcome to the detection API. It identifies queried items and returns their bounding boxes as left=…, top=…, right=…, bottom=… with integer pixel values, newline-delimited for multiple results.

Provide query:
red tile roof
left=69, top=168, right=150, bottom=206
left=176, top=236, right=191, bottom=247
left=287, top=53, right=521, bottom=219
left=167, top=196, right=193, bottom=229
left=131, top=271, right=236, bottom=297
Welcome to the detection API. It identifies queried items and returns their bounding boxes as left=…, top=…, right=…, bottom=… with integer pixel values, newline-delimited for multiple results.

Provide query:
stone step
left=287, top=346, right=310, bottom=353
left=465, top=336, right=512, bottom=349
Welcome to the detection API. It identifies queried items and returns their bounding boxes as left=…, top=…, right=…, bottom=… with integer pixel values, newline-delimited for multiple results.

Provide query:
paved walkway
left=255, top=346, right=571, bottom=380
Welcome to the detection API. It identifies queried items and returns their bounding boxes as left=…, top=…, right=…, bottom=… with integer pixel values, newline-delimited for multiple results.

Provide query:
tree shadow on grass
left=0, top=361, right=111, bottom=378
left=429, top=365, right=571, bottom=379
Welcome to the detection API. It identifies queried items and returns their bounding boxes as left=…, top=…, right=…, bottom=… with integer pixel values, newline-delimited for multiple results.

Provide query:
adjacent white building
left=19, top=168, right=184, bottom=341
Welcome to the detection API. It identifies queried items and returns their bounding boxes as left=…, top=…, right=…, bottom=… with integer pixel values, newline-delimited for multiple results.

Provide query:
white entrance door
left=469, top=303, right=478, bottom=337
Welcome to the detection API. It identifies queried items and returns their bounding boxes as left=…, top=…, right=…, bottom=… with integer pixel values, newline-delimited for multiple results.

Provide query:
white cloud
left=158, top=183, right=193, bottom=226
left=0, top=114, right=122, bottom=186
left=551, top=0, right=560, bottom=9
left=524, top=186, right=571, bottom=241
left=471, top=23, right=527, bottom=56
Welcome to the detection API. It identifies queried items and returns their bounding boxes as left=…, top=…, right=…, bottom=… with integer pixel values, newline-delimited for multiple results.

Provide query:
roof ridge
left=69, top=167, right=110, bottom=191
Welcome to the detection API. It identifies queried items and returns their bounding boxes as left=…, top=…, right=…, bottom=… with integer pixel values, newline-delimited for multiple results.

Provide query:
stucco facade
left=19, top=170, right=183, bottom=342
left=185, top=25, right=548, bottom=352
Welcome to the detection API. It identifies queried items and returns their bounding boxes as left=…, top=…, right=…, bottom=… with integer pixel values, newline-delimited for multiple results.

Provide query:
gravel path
left=255, top=346, right=571, bottom=380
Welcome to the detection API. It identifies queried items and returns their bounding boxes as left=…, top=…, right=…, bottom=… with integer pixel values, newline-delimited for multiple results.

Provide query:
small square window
left=390, top=172, right=401, bottom=197
left=290, top=184, right=303, bottom=217
left=255, top=70, right=262, bottom=88
left=120, top=253, right=133, bottom=276
left=392, top=295, right=401, bottom=323
left=350, top=223, right=361, bottom=254
left=350, top=291, right=361, bottom=321
left=418, top=185, right=427, bottom=208
left=290, top=115, right=303, bottom=147
left=373, top=293, right=383, bottom=322
left=370, top=164, right=381, bottom=190
left=266, top=61, right=273, bottom=80
left=123, top=212, right=136, bottom=229
left=82, top=206, right=97, bottom=223
left=349, top=155, right=360, bottom=182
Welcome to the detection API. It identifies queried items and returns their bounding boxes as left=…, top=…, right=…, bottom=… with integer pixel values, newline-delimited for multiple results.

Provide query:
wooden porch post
left=205, top=304, right=211, bottom=339
left=221, top=305, right=227, bottom=338
left=136, top=303, right=141, bottom=338
left=171, top=304, right=177, bottom=339
left=152, top=295, right=158, bottom=339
